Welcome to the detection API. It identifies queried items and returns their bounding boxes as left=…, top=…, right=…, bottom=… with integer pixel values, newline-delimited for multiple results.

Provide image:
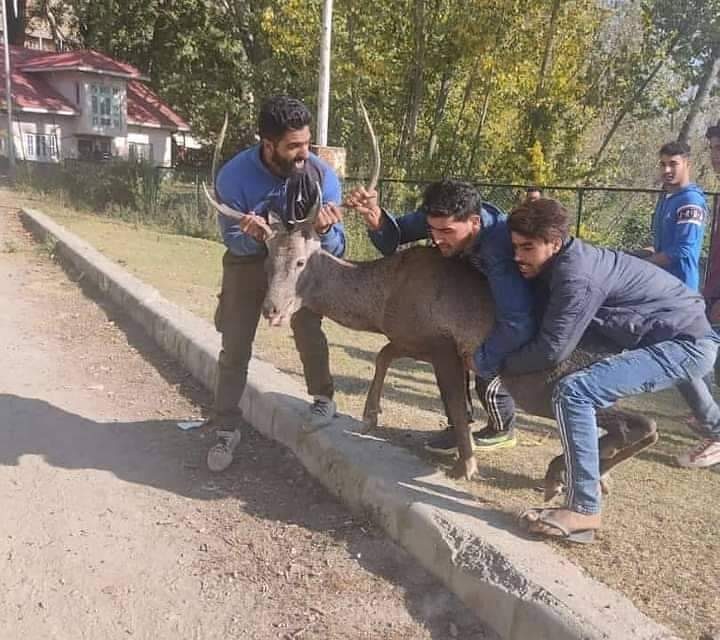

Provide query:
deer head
left=203, top=98, right=380, bottom=326
left=261, top=185, right=324, bottom=326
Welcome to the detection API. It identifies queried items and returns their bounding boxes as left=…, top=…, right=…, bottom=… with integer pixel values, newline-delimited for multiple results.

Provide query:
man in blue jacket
left=206, top=96, right=345, bottom=472
left=506, top=199, right=720, bottom=542
left=647, top=141, right=709, bottom=291
left=346, top=181, right=535, bottom=454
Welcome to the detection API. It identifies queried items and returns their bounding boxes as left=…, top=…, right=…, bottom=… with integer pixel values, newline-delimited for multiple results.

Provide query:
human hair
left=509, top=198, right=569, bottom=243
left=258, top=96, right=312, bottom=141
left=706, top=123, right=720, bottom=141
left=421, top=180, right=482, bottom=221
left=526, top=186, right=542, bottom=194
left=659, top=141, right=690, bottom=158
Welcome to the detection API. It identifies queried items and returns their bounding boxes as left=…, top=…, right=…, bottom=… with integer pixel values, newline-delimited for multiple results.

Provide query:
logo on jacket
left=676, top=205, right=706, bottom=225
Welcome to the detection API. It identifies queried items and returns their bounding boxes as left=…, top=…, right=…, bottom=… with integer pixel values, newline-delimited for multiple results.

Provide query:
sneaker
left=676, top=439, right=720, bottom=468
left=424, top=427, right=458, bottom=456
left=308, top=396, right=337, bottom=430
left=207, top=429, right=242, bottom=472
left=472, top=426, right=517, bottom=450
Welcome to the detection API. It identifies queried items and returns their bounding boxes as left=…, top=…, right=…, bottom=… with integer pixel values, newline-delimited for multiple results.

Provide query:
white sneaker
left=207, top=429, right=242, bottom=472
left=676, top=439, right=720, bottom=468
left=307, top=396, right=336, bottom=430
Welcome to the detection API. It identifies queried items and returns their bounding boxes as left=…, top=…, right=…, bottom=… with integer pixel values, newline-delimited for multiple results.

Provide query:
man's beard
left=271, top=148, right=305, bottom=176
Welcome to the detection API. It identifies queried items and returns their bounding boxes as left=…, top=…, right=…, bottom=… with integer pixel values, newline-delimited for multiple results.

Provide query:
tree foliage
left=13, top=0, right=720, bottom=184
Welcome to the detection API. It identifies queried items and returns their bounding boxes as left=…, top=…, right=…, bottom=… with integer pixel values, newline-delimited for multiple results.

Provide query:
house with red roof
left=0, top=46, right=190, bottom=166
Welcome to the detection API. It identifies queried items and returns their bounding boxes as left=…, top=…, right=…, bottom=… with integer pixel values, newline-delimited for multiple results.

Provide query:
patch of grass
left=3, top=186, right=719, bottom=640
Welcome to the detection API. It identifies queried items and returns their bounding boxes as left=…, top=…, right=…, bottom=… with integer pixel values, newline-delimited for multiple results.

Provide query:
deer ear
left=267, top=209, right=284, bottom=231
left=299, top=181, right=322, bottom=228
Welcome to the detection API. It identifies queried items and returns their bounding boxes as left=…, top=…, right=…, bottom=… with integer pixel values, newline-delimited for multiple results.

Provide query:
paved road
left=0, top=208, right=494, bottom=640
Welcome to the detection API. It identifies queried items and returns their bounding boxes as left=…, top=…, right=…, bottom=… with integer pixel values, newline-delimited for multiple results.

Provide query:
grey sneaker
left=207, top=429, right=242, bottom=472
left=307, top=396, right=337, bottom=430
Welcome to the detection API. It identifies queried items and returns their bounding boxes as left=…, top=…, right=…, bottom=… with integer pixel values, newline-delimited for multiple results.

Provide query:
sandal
left=518, top=507, right=597, bottom=544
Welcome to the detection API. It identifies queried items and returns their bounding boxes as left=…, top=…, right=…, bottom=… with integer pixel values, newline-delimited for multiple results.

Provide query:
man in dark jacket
left=505, top=199, right=720, bottom=542
left=347, top=181, right=535, bottom=454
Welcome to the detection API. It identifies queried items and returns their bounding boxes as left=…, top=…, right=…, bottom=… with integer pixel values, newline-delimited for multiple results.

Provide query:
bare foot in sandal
left=518, top=507, right=601, bottom=544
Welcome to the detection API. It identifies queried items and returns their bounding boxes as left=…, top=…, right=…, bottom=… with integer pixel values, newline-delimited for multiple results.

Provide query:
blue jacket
left=215, top=145, right=345, bottom=258
left=652, top=183, right=708, bottom=290
left=503, top=238, right=711, bottom=375
left=368, top=204, right=535, bottom=378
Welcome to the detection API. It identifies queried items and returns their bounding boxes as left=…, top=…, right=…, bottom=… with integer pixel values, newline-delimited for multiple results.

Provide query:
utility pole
left=316, top=0, right=332, bottom=146
left=1, top=0, right=15, bottom=181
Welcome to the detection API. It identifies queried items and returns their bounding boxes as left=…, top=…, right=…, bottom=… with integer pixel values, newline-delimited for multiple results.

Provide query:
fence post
left=575, top=188, right=585, bottom=238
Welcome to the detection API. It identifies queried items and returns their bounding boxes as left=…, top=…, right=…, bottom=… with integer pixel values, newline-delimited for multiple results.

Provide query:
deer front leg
left=431, top=346, right=478, bottom=481
left=362, top=342, right=408, bottom=433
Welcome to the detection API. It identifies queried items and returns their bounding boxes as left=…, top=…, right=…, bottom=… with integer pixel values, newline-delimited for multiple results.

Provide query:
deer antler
left=357, top=97, right=381, bottom=192
left=202, top=113, right=273, bottom=241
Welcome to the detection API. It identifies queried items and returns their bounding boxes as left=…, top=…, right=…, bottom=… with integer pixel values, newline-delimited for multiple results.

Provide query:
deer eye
left=296, top=259, right=306, bottom=268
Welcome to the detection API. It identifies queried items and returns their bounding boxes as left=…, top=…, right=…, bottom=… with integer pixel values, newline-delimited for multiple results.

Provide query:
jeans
left=213, top=251, right=334, bottom=425
left=475, top=375, right=516, bottom=431
left=552, top=335, right=720, bottom=514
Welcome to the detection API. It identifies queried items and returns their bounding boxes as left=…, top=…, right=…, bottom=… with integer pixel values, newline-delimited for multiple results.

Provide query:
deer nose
left=262, top=302, right=277, bottom=319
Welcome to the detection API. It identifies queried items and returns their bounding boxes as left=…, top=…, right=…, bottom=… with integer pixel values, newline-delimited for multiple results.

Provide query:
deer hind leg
left=543, top=409, right=657, bottom=501
left=430, top=344, right=478, bottom=481
left=361, top=342, right=411, bottom=433
left=597, top=410, right=658, bottom=484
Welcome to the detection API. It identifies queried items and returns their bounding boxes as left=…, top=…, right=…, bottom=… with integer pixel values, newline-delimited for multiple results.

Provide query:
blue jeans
left=552, top=335, right=720, bottom=514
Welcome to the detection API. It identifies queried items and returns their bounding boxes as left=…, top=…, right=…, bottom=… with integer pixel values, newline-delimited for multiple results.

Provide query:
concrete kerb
left=19, top=207, right=679, bottom=640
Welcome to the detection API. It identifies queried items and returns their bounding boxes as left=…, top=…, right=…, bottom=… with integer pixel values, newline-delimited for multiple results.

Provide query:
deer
left=202, top=106, right=658, bottom=498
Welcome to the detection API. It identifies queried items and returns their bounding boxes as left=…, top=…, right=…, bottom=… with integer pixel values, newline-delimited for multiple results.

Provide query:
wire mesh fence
left=14, top=159, right=720, bottom=266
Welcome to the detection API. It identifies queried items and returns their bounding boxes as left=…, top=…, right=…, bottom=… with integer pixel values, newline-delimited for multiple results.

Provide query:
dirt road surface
left=0, top=209, right=496, bottom=640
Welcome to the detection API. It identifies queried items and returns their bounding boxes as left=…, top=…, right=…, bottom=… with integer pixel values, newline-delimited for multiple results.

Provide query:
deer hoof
left=449, top=457, right=479, bottom=482
left=600, top=474, right=611, bottom=495
left=543, top=481, right=564, bottom=503
left=360, top=414, right=378, bottom=434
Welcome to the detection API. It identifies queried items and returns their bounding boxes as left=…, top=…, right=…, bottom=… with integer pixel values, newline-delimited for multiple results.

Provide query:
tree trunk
left=425, top=68, right=453, bottom=161
left=589, top=31, right=682, bottom=175
left=5, top=0, right=27, bottom=46
left=528, top=0, right=562, bottom=145
left=677, top=47, right=720, bottom=144
left=396, top=0, right=426, bottom=166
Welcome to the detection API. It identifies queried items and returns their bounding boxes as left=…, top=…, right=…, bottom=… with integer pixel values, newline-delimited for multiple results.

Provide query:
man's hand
left=345, top=186, right=383, bottom=231
left=238, top=213, right=272, bottom=242
left=314, top=202, right=343, bottom=235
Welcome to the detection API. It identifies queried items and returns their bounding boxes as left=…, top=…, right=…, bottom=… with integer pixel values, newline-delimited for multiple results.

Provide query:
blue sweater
left=504, top=238, right=711, bottom=375
left=368, top=204, right=536, bottom=378
left=652, top=183, right=708, bottom=290
left=215, top=145, right=345, bottom=258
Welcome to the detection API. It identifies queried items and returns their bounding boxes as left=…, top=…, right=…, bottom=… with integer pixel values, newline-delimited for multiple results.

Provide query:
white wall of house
left=0, top=114, right=72, bottom=163
left=127, top=125, right=173, bottom=167
left=1, top=115, right=175, bottom=166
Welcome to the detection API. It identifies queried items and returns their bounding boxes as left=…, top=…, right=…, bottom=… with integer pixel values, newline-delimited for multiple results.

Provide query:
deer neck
left=297, top=251, right=388, bottom=333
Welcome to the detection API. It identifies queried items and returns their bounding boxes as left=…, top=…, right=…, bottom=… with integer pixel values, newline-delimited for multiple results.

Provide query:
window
left=78, top=138, right=111, bottom=161
left=91, top=84, right=123, bottom=128
left=24, top=133, right=59, bottom=161
left=128, top=142, right=153, bottom=163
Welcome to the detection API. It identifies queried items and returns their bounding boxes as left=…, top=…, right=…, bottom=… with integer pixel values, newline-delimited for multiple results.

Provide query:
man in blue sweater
left=507, top=199, right=720, bottom=542
left=647, top=141, right=709, bottom=291
left=346, top=181, right=535, bottom=454
left=206, top=96, right=345, bottom=472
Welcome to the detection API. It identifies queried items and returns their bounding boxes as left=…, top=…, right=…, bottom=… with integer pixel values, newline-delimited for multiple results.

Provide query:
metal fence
left=16, top=160, right=720, bottom=267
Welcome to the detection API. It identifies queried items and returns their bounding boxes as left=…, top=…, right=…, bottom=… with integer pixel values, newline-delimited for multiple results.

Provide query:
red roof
left=0, top=46, right=189, bottom=131
left=20, top=49, right=145, bottom=79
left=0, top=46, right=77, bottom=114
left=127, top=80, right=190, bottom=131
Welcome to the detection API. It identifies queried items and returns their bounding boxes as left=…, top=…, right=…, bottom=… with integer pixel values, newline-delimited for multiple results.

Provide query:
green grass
left=4, top=187, right=719, bottom=640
